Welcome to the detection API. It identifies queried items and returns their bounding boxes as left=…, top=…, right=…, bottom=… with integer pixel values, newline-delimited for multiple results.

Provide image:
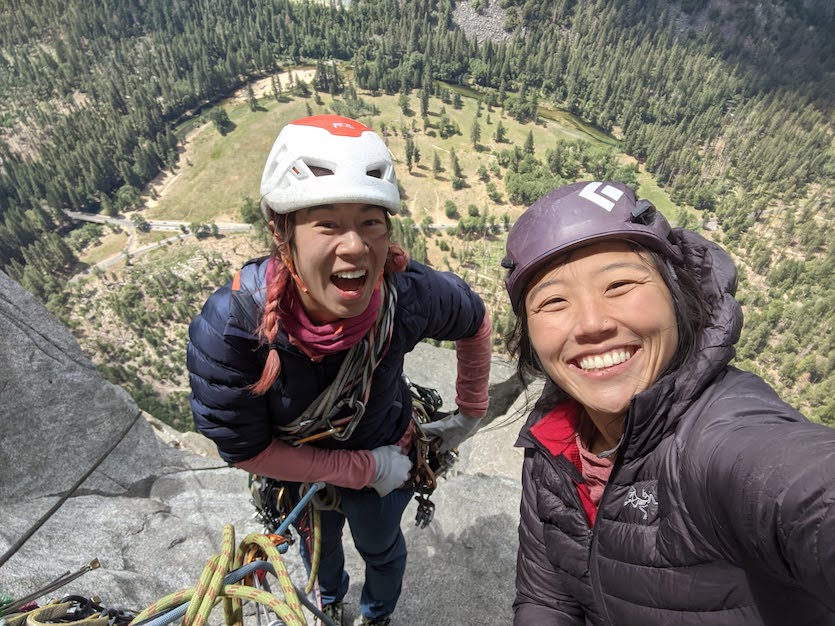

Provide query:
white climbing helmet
left=260, top=114, right=401, bottom=220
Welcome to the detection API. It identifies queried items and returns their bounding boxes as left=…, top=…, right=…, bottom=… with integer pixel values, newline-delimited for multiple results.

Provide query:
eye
left=315, top=220, right=339, bottom=230
left=607, top=280, right=637, bottom=294
left=533, top=296, right=567, bottom=313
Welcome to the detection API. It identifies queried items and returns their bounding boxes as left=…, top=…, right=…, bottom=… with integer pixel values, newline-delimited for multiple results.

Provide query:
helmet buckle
left=631, top=199, right=656, bottom=225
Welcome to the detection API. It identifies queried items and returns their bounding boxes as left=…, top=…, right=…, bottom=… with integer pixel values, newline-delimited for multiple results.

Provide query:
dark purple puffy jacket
left=514, top=229, right=835, bottom=625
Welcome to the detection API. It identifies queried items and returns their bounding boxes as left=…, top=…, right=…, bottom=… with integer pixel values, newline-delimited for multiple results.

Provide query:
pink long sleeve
left=234, top=439, right=376, bottom=490
left=454, top=314, right=492, bottom=418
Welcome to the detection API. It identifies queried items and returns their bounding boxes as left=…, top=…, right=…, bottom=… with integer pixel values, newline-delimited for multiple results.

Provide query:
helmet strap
left=289, top=271, right=310, bottom=294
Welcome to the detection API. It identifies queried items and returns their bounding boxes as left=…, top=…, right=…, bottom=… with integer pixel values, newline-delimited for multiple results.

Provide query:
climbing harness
left=243, top=386, right=453, bottom=624
left=274, top=276, right=398, bottom=445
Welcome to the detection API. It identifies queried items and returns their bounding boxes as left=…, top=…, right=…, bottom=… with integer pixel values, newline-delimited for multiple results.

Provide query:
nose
left=336, top=229, right=367, bottom=256
left=574, top=297, right=615, bottom=342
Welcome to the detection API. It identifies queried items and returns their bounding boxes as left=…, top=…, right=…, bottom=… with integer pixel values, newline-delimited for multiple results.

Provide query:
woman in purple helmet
left=502, top=181, right=835, bottom=625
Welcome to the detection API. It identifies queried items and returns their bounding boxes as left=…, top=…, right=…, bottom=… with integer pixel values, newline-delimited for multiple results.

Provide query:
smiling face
left=285, top=202, right=390, bottom=323
left=524, top=241, right=678, bottom=435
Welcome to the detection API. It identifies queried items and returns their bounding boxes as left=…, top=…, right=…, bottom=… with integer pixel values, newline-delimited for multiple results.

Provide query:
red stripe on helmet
left=291, top=114, right=370, bottom=137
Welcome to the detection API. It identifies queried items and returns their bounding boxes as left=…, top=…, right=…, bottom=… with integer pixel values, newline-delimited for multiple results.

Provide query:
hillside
left=0, top=268, right=525, bottom=625
left=0, top=0, right=832, bottom=425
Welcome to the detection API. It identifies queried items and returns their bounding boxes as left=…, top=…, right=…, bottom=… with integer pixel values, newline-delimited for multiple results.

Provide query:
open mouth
left=575, top=347, right=636, bottom=372
left=331, top=269, right=367, bottom=293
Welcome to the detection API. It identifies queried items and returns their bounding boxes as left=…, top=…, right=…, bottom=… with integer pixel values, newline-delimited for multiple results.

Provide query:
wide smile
left=573, top=347, right=637, bottom=372
left=330, top=268, right=367, bottom=293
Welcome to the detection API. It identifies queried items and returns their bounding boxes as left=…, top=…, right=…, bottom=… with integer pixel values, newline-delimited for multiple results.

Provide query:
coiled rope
left=130, top=481, right=328, bottom=626
left=129, top=526, right=306, bottom=626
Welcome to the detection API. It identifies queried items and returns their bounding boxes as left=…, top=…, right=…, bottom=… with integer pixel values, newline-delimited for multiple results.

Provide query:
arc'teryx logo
left=623, top=486, right=658, bottom=520
left=578, top=182, right=624, bottom=211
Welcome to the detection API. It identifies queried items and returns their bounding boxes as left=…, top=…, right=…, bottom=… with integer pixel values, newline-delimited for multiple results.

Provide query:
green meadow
left=146, top=77, right=679, bottom=231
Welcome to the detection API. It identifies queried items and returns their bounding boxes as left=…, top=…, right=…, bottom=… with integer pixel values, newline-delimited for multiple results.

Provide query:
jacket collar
left=225, top=256, right=271, bottom=341
left=529, top=401, right=580, bottom=456
left=623, top=228, right=742, bottom=459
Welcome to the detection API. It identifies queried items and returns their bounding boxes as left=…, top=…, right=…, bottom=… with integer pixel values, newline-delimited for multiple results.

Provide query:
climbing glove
left=421, top=411, right=481, bottom=453
left=369, top=445, right=412, bottom=497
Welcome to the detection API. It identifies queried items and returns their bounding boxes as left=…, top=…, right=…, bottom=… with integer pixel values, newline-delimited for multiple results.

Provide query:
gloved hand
left=421, top=411, right=481, bottom=453
left=369, top=445, right=412, bottom=497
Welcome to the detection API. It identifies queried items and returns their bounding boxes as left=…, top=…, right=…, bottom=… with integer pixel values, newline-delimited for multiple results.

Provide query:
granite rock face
left=0, top=270, right=165, bottom=503
left=0, top=271, right=537, bottom=625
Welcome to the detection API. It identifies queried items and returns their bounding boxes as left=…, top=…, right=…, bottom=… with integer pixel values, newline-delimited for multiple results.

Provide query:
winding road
left=65, top=210, right=253, bottom=276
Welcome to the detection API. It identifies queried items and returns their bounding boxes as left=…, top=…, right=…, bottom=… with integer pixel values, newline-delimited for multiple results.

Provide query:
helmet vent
left=366, top=168, right=382, bottom=179
left=308, top=165, right=334, bottom=177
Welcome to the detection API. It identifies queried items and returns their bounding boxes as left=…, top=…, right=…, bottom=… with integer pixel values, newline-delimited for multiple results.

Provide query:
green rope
left=129, top=525, right=306, bottom=626
left=304, top=509, right=322, bottom=595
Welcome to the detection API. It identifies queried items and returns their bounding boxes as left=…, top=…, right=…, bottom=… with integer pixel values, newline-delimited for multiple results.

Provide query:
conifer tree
left=471, top=119, right=481, bottom=149
left=494, top=120, right=507, bottom=143
left=524, top=130, right=535, bottom=155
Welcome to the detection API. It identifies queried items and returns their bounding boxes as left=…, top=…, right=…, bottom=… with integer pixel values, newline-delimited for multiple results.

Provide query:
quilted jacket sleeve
left=395, top=261, right=486, bottom=344
left=683, top=374, right=835, bottom=612
left=514, top=449, right=586, bottom=625
left=187, top=283, right=273, bottom=463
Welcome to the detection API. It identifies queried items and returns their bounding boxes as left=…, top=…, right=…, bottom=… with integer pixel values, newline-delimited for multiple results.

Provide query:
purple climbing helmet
left=502, top=181, right=682, bottom=312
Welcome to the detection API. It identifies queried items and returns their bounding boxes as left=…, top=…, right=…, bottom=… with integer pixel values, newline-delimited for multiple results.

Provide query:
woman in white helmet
left=187, top=114, right=492, bottom=625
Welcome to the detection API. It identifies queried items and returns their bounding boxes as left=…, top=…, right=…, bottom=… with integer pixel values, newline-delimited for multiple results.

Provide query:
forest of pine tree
left=0, top=0, right=832, bottom=423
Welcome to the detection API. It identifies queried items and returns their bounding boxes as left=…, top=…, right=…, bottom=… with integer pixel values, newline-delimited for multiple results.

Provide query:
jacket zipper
left=529, top=436, right=616, bottom=620
left=587, top=406, right=633, bottom=625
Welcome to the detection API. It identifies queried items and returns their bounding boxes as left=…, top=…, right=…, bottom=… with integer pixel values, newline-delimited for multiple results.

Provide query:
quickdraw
left=1, top=594, right=136, bottom=626
left=403, top=376, right=459, bottom=529
left=0, top=560, right=104, bottom=620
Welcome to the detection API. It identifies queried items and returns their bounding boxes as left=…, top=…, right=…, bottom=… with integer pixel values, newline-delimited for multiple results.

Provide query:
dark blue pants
left=298, top=486, right=413, bottom=620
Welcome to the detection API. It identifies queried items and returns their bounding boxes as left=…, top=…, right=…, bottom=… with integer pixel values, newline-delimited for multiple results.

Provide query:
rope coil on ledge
left=129, top=525, right=306, bottom=626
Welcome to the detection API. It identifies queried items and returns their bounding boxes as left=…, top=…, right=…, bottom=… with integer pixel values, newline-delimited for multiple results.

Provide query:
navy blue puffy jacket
left=187, top=258, right=486, bottom=462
